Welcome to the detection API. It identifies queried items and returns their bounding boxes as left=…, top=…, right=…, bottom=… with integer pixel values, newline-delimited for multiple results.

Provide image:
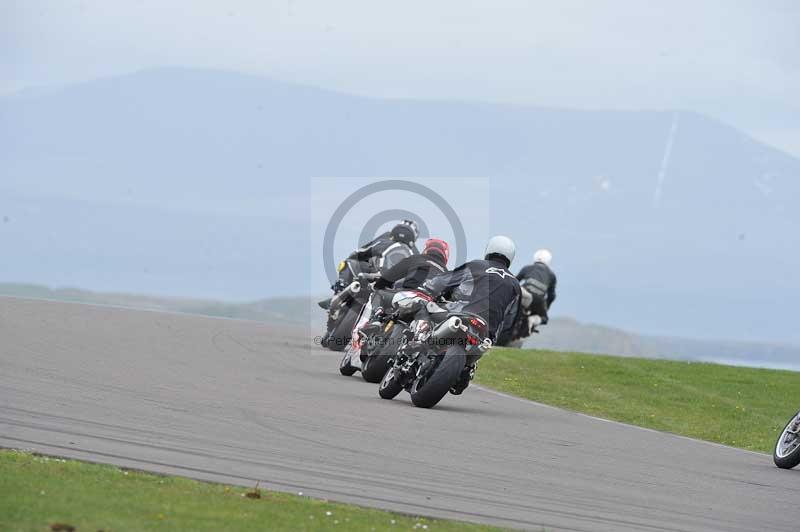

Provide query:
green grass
left=477, top=348, right=800, bottom=453
left=0, top=450, right=502, bottom=532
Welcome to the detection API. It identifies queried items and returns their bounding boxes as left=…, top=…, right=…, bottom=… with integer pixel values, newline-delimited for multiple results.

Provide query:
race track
left=1, top=296, right=798, bottom=531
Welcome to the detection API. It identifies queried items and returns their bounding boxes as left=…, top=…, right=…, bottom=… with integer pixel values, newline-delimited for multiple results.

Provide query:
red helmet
left=423, top=238, right=450, bottom=264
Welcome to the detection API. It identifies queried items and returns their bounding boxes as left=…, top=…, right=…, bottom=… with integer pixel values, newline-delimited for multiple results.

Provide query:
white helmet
left=533, top=249, right=553, bottom=266
left=485, top=235, right=516, bottom=265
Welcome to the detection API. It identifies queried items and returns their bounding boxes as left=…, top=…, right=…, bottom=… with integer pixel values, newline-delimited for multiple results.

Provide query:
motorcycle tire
left=361, top=325, right=402, bottom=383
left=339, top=350, right=358, bottom=376
left=378, top=367, right=403, bottom=400
left=410, top=346, right=466, bottom=409
left=327, top=307, right=358, bottom=352
left=774, top=411, right=800, bottom=469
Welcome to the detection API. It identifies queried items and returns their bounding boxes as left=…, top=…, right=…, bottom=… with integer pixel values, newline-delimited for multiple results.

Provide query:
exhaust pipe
left=478, top=337, right=493, bottom=354
left=431, top=316, right=463, bottom=341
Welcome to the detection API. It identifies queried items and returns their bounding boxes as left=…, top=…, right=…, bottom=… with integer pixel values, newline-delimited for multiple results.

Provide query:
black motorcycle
left=774, top=410, right=800, bottom=469
left=356, top=292, right=415, bottom=383
left=323, top=259, right=375, bottom=353
left=378, top=292, right=492, bottom=408
left=497, top=280, right=543, bottom=348
left=500, top=311, right=537, bottom=347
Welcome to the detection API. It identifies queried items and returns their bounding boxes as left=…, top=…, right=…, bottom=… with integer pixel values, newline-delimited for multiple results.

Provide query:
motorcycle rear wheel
left=774, top=411, right=800, bottom=469
left=410, top=346, right=466, bottom=408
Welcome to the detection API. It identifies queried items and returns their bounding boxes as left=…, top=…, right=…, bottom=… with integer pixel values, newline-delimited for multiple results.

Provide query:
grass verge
left=0, top=450, right=503, bottom=532
left=477, top=348, right=800, bottom=453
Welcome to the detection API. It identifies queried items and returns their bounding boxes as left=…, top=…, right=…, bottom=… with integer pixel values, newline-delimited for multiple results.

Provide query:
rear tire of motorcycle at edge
left=774, top=411, right=800, bottom=469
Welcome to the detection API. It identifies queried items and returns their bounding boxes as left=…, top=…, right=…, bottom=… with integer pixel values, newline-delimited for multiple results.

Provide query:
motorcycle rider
left=419, top=235, right=521, bottom=393
left=360, top=219, right=420, bottom=255
left=364, top=238, right=450, bottom=324
left=348, top=223, right=417, bottom=272
left=516, top=249, right=557, bottom=330
left=318, top=222, right=418, bottom=310
left=374, top=238, right=449, bottom=291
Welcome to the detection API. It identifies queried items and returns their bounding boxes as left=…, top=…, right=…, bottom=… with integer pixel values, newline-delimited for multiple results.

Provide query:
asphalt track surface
left=1, top=296, right=798, bottom=531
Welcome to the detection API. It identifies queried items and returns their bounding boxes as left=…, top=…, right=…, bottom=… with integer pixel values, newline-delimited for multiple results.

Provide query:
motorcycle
left=774, top=410, right=800, bottom=469
left=325, top=237, right=416, bottom=354
left=378, top=291, right=492, bottom=408
left=497, top=281, right=544, bottom=348
left=355, top=292, right=416, bottom=383
left=322, top=259, right=374, bottom=353
left=500, top=311, right=537, bottom=348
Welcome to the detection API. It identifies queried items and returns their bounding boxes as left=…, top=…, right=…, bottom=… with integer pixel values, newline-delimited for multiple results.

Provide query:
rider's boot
left=528, top=314, right=542, bottom=334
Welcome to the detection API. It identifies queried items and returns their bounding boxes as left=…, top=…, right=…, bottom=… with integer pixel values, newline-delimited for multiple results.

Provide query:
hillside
left=2, top=67, right=799, bottom=342
left=0, top=283, right=314, bottom=326
left=525, top=317, right=800, bottom=371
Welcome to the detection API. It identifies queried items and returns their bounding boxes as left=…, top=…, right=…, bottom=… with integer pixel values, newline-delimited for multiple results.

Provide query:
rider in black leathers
left=419, top=236, right=521, bottom=393
left=367, top=238, right=450, bottom=319
left=358, top=219, right=420, bottom=255
left=516, top=249, right=557, bottom=326
left=374, top=238, right=449, bottom=291
left=348, top=223, right=417, bottom=272
left=318, top=222, right=417, bottom=310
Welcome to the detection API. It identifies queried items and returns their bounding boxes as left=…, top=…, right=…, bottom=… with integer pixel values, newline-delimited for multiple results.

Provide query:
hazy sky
left=4, top=0, right=800, bottom=153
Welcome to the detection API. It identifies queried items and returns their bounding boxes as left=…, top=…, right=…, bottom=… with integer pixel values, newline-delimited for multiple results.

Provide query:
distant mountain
left=1, top=67, right=799, bottom=342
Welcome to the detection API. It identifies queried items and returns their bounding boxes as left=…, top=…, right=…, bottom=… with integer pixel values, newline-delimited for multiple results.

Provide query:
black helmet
left=390, top=224, right=415, bottom=245
left=400, top=219, right=420, bottom=240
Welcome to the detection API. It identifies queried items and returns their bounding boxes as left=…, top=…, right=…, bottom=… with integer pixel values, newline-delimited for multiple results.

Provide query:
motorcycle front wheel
left=362, top=324, right=403, bottom=383
left=774, top=410, right=800, bottom=469
left=339, top=351, right=358, bottom=376
left=410, top=346, right=466, bottom=409
left=378, top=366, right=403, bottom=399
left=327, top=307, right=358, bottom=352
